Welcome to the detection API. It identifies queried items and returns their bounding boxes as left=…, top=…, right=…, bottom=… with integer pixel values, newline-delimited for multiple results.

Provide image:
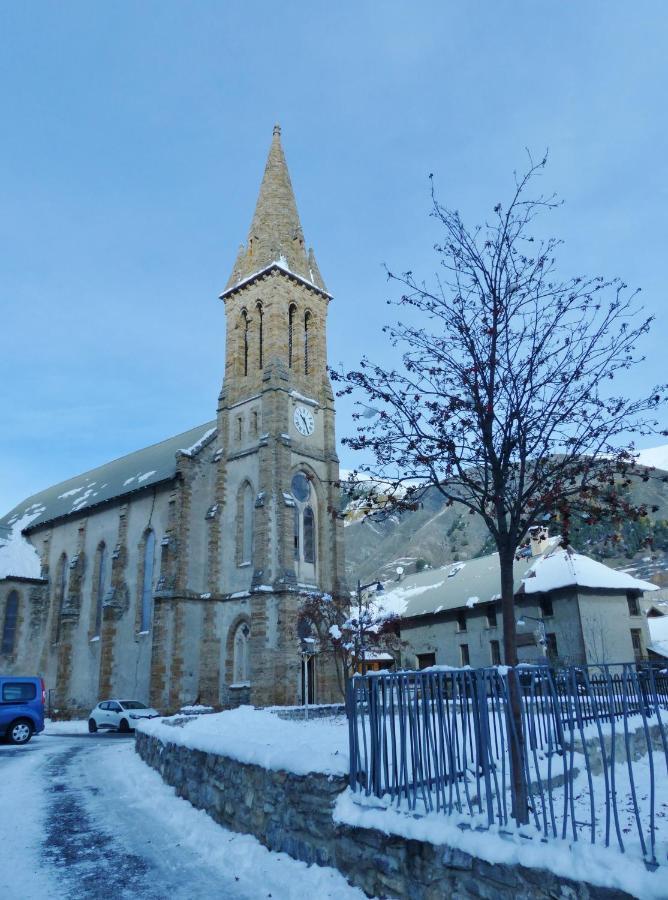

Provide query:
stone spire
left=225, top=125, right=326, bottom=291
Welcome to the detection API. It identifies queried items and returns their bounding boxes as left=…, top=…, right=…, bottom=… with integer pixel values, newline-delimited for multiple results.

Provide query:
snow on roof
left=649, top=641, right=668, bottom=659
left=380, top=581, right=446, bottom=617
left=381, top=543, right=657, bottom=622
left=178, top=427, right=217, bottom=457
left=521, top=548, right=658, bottom=595
left=0, top=421, right=217, bottom=532
left=219, top=261, right=332, bottom=301
left=0, top=508, right=44, bottom=580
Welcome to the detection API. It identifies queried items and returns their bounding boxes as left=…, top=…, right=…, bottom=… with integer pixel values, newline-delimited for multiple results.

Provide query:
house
left=380, top=536, right=657, bottom=668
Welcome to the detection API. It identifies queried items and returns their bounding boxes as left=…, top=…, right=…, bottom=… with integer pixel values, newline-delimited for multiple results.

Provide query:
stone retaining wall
left=135, top=731, right=634, bottom=900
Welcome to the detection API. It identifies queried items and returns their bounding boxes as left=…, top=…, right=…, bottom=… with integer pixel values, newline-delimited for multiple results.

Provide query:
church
left=0, top=126, right=347, bottom=715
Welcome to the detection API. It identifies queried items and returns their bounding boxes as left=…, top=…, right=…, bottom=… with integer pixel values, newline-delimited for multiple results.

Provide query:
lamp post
left=356, top=578, right=384, bottom=676
left=516, top=613, right=548, bottom=658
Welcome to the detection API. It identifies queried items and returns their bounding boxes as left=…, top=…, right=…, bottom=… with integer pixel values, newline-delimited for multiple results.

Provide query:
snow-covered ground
left=137, top=705, right=350, bottom=776
left=0, top=733, right=367, bottom=900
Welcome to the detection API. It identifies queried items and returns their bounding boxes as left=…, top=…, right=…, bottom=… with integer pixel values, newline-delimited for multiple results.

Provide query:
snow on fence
left=347, top=663, right=668, bottom=867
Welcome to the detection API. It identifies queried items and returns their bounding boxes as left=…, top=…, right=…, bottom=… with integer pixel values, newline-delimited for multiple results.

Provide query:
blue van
left=0, top=676, right=45, bottom=744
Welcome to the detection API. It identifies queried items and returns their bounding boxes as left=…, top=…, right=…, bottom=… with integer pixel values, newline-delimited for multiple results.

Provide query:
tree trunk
left=500, top=548, right=528, bottom=825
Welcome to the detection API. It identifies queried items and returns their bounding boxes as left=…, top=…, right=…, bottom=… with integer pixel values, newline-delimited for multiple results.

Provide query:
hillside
left=342, top=454, right=668, bottom=585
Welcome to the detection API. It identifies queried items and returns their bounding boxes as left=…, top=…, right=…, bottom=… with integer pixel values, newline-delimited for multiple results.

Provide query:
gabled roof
left=380, top=544, right=657, bottom=621
left=521, top=548, right=658, bottom=595
left=0, top=421, right=217, bottom=534
left=224, top=125, right=327, bottom=294
left=381, top=553, right=538, bottom=619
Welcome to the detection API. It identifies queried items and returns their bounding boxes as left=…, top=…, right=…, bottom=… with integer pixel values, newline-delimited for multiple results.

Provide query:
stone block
left=442, top=845, right=474, bottom=871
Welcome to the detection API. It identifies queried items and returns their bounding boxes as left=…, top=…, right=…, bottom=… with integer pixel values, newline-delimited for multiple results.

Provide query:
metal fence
left=347, top=663, right=668, bottom=866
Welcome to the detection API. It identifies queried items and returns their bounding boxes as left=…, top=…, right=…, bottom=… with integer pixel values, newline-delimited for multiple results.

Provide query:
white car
left=88, top=699, right=159, bottom=733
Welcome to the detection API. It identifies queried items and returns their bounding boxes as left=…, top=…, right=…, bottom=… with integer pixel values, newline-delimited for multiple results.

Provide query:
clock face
left=293, top=405, right=315, bottom=437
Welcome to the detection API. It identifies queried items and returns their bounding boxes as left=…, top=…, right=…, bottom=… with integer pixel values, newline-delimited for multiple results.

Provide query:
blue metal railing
left=347, top=663, right=668, bottom=866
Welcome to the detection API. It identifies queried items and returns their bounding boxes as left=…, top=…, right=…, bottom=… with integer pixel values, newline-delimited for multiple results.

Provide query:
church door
left=301, top=655, right=316, bottom=705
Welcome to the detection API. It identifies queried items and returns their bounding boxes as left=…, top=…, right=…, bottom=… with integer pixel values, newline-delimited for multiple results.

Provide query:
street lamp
left=516, top=613, right=547, bottom=657
left=356, top=578, right=384, bottom=676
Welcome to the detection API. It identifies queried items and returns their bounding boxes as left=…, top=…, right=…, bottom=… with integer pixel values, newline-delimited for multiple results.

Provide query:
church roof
left=224, top=125, right=327, bottom=294
left=0, top=421, right=217, bottom=534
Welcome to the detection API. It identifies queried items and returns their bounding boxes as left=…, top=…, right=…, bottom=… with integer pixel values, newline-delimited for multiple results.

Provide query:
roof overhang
left=219, top=261, right=332, bottom=302
left=0, top=575, right=47, bottom=585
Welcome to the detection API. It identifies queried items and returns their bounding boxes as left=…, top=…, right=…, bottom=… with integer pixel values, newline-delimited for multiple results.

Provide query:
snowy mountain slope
left=636, top=444, right=668, bottom=471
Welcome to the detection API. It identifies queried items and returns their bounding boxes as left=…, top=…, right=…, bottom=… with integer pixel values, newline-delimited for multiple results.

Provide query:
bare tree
left=333, top=156, right=665, bottom=820
left=297, top=589, right=401, bottom=700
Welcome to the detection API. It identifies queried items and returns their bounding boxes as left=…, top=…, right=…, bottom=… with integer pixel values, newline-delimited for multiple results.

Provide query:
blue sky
left=1, top=1, right=667, bottom=513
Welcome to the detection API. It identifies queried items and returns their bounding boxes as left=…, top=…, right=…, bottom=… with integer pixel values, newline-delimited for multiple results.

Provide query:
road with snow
left=0, top=732, right=364, bottom=900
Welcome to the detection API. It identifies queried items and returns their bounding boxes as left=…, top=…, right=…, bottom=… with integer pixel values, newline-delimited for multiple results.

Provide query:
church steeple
left=225, top=125, right=326, bottom=292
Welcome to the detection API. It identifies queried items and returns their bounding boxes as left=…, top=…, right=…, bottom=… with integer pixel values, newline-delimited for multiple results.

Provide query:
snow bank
left=0, top=509, right=43, bottom=580
left=43, top=719, right=90, bottom=735
left=522, top=548, right=658, bottom=594
left=101, top=743, right=365, bottom=899
left=136, top=705, right=349, bottom=776
left=335, top=790, right=664, bottom=899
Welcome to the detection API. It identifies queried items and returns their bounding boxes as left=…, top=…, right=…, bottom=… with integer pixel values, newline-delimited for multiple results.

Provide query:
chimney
left=529, top=526, right=550, bottom=557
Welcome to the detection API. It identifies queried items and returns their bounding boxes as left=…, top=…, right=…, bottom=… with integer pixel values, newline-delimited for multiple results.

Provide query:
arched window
left=140, top=530, right=156, bottom=632
left=303, top=506, right=316, bottom=564
left=290, top=472, right=317, bottom=578
left=256, top=301, right=264, bottom=369
left=293, top=505, right=300, bottom=560
left=240, top=482, right=254, bottom=565
left=304, top=311, right=311, bottom=375
left=288, top=304, right=296, bottom=368
left=54, top=553, right=68, bottom=643
left=1, top=591, right=19, bottom=655
left=233, top=621, right=250, bottom=684
left=94, top=543, right=107, bottom=638
left=241, top=309, right=249, bottom=376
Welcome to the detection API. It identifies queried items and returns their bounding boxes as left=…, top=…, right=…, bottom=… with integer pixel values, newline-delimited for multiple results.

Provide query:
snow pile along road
left=136, top=705, right=349, bottom=776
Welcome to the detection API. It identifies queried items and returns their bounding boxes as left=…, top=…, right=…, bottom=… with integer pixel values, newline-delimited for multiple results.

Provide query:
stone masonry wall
left=135, top=731, right=634, bottom=900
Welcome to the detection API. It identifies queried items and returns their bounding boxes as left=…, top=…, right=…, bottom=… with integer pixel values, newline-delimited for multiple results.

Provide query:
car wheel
left=8, top=719, right=33, bottom=745
left=88, top=718, right=98, bottom=733
left=119, top=718, right=130, bottom=733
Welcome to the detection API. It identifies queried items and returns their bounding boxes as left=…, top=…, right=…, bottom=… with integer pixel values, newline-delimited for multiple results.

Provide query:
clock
left=293, top=405, right=315, bottom=436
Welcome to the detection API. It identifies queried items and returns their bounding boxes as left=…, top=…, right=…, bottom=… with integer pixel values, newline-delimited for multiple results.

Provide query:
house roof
left=0, top=421, right=217, bottom=538
left=521, top=549, right=658, bottom=595
left=380, top=553, right=538, bottom=619
left=380, top=544, right=657, bottom=622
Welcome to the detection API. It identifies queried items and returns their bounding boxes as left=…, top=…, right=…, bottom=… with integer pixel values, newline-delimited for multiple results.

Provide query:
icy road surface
left=0, top=733, right=366, bottom=900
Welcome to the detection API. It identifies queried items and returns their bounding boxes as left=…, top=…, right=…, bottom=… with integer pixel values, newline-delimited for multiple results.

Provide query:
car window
left=98, top=702, right=108, bottom=710
left=109, top=703, right=121, bottom=712
left=119, top=701, right=147, bottom=710
left=2, top=682, right=37, bottom=702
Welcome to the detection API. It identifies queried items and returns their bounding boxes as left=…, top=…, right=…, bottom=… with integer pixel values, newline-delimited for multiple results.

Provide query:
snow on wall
left=136, top=706, right=349, bottom=776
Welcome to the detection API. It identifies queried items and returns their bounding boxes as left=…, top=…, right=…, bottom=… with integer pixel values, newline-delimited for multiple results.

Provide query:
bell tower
left=217, top=126, right=346, bottom=706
